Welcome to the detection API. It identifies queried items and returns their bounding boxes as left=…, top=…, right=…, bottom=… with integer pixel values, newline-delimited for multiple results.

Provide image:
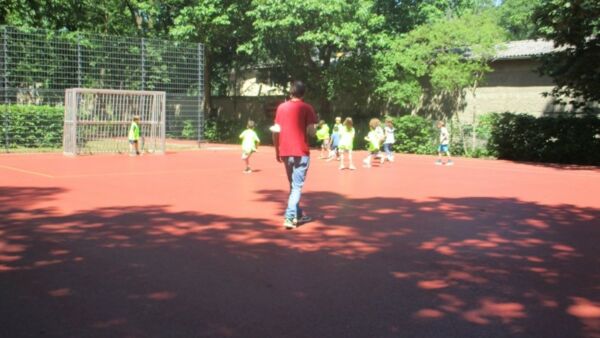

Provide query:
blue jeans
left=282, top=156, right=310, bottom=220
left=383, top=143, right=393, bottom=157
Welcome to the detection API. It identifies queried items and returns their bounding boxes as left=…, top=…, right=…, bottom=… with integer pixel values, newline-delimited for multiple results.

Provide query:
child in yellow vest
left=316, top=120, right=330, bottom=159
left=128, top=115, right=141, bottom=156
left=240, top=120, right=260, bottom=173
left=363, top=118, right=382, bottom=168
left=338, top=117, right=356, bottom=170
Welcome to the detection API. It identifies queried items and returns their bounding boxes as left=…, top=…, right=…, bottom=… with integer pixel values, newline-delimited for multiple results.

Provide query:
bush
left=448, top=113, right=499, bottom=158
left=488, top=113, right=600, bottom=165
left=181, top=119, right=196, bottom=139
left=0, top=104, right=64, bottom=149
left=203, top=116, right=270, bottom=145
left=389, top=115, right=437, bottom=154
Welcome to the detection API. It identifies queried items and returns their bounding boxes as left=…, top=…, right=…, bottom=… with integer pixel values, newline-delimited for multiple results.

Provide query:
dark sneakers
left=283, top=215, right=312, bottom=230
left=294, top=215, right=312, bottom=225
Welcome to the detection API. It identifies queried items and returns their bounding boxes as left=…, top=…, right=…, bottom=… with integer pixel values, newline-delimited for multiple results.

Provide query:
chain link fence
left=0, top=26, right=204, bottom=152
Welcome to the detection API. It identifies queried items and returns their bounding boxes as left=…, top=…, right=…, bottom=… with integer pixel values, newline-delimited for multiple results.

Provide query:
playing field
left=1, top=146, right=599, bottom=337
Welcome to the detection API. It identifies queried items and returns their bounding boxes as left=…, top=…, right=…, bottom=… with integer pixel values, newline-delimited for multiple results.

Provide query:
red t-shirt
left=274, top=99, right=318, bottom=157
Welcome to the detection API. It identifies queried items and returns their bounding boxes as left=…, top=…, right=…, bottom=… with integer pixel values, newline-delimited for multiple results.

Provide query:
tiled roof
left=495, top=39, right=561, bottom=60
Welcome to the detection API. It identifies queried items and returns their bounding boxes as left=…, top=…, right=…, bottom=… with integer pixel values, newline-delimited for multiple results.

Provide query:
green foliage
left=240, top=0, right=385, bottom=115
left=497, top=0, right=542, bottom=39
left=447, top=113, right=498, bottom=157
left=376, top=12, right=505, bottom=108
left=472, top=112, right=499, bottom=157
left=488, top=113, right=600, bottom=165
left=389, top=115, right=437, bottom=154
left=171, top=0, right=249, bottom=48
left=0, top=0, right=196, bottom=38
left=181, top=120, right=196, bottom=139
left=3, top=0, right=143, bottom=36
left=418, top=0, right=496, bottom=22
left=203, top=115, right=267, bottom=144
left=170, top=0, right=255, bottom=98
left=374, top=0, right=496, bottom=34
left=0, top=104, right=63, bottom=149
left=533, top=0, right=600, bottom=108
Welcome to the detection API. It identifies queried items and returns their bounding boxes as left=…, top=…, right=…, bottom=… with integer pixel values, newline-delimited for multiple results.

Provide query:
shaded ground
left=1, top=149, right=599, bottom=337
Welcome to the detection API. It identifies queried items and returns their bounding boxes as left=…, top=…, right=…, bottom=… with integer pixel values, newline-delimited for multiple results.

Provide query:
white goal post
left=63, top=88, right=166, bottom=155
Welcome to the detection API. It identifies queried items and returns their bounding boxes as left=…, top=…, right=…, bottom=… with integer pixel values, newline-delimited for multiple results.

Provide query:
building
left=460, top=39, right=564, bottom=122
left=215, top=40, right=568, bottom=121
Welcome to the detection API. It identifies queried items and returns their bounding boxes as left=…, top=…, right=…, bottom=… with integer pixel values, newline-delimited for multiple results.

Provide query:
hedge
left=0, top=104, right=64, bottom=149
left=4, top=102, right=597, bottom=166
left=488, top=113, right=600, bottom=165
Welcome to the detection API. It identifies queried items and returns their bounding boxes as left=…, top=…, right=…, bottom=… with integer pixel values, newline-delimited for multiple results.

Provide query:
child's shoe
left=339, top=165, right=345, bottom=170
left=283, top=218, right=296, bottom=230
left=243, top=167, right=252, bottom=173
left=294, top=215, right=312, bottom=225
left=446, top=160, right=454, bottom=166
left=435, top=160, right=443, bottom=165
left=349, top=164, right=357, bottom=170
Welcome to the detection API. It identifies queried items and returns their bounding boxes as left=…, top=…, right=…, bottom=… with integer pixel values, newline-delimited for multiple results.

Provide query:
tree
left=239, top=0, right=385, bottom=117
left=533, top=0, right=600, bottom=109
left=1, top=0, right=145, bottom=35
left=170, top=0, right=253, bottom=111
left=376, top=13, right=505, bottom=154
left=497, top=0, right=543, bottom=40
left=373, top=0, right=496, bottom=34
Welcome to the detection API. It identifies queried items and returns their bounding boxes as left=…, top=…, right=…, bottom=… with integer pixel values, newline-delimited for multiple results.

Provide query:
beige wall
left=230, top=69, right=285, bottom=96
left=217, top=59, right=572, bottom=123
left=460, top=59, right=562, bottom=123
left=210, top=96, right=285, bottom=125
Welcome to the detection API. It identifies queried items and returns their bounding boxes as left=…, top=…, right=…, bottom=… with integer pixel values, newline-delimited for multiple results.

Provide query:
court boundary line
left=0, top=164, right=55, bottom=178
left=54, top=165, right=286, bottom=179
left=1, top=152, right=597, bottom=179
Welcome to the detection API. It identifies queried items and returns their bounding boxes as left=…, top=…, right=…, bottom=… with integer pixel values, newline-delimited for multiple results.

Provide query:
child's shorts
left=438, top=144, right=449, bottom=153
left=129, top=140, right=138, bottom=144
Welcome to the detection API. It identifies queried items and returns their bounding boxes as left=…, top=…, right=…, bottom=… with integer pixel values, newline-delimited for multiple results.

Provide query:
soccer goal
left=63, top=88, right=166, bottom=155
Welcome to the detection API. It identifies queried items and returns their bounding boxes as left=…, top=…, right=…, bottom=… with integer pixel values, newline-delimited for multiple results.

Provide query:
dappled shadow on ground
left=1, top=186, right=599, bottom=337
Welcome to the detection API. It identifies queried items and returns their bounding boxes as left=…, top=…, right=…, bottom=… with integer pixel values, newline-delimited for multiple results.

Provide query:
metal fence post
left=197, top=43, right=204, bottom=145
left=141, top=38, right=145, bottom=90
left=77, top=35, right=82, bottom=88
left=3, top=26, right=8, bottom=152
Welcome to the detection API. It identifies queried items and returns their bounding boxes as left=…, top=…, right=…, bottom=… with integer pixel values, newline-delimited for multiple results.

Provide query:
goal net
left=63, top=88, right=166, bottom=155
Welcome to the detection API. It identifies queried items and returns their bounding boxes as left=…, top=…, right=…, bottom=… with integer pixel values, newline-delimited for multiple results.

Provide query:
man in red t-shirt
left=272, top=81, right=318, bottom=229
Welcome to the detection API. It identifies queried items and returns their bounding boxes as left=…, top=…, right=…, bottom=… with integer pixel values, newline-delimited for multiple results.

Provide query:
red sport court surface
left=1, top=146, right=599, bottom=338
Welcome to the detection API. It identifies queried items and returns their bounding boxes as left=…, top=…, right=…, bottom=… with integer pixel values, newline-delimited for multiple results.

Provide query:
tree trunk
left=203, top=51, right=212, bottom=115
left=470, top=74, right=482, bottom=155
left=454, top=91, right=470, bottom=156
left=319, top=97, right=331, bottom=119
